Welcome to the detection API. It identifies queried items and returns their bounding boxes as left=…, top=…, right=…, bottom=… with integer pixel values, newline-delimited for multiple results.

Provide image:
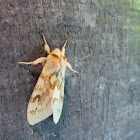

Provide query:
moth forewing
left=51, top=66, right=66, bottom=124
left=27, top=63, right=53, bottom=125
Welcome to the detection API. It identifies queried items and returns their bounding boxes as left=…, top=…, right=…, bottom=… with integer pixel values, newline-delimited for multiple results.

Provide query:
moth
left=19, top=33, right=78, bottom=125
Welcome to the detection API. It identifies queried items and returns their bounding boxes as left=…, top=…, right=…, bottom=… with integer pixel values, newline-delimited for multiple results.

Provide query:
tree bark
left=0, top=0, right=140, bottom=140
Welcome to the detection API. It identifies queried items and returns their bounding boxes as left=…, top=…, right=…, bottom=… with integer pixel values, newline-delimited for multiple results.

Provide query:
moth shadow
left=18, top=64, right=41, bottom=80
left=18, top=64, right=42, bottom=104
left=29, top=116, right=60, bottom=139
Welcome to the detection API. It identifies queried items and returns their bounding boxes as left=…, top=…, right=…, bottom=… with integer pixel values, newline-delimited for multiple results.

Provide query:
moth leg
left=61, top=38, right=69, bottom=55
left=66, top=62, right=78, bottom=73
left=19, top=57, right=47, bottom=66
left=42, top=33, right=51, bottom=54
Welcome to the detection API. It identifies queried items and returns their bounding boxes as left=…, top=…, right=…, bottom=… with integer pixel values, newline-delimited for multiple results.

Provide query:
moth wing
left=27, top=64, right=57, bottom=125
left=51, top=66, right=66, bottom=124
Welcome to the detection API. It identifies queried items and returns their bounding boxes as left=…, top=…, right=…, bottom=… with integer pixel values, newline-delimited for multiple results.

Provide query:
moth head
left=51, top=48, right=66, bottom=59
left=51, top=48, right=61, bottom=57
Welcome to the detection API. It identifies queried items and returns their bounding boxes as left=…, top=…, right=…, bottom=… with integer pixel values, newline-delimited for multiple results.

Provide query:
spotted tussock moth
left=19, top=33, right=78, bottom=125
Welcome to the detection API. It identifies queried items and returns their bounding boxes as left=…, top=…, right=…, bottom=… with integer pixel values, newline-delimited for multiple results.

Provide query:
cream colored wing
left=51, top=66, right=66, bottom=124
left=27, top=65, right=58, bottom=125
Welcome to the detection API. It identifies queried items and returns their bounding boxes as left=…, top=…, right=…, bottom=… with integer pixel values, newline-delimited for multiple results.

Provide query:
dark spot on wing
left=30, top=95, right=41, bottom=103
left=53, top=98, right=57, bottom=104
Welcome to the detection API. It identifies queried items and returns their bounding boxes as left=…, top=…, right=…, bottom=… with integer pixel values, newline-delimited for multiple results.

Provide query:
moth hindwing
left=19, top=33, right=78, bottom=125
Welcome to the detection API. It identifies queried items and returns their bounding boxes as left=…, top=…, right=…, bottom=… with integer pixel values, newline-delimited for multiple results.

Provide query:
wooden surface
left=0, top=0, right=140, bottom=140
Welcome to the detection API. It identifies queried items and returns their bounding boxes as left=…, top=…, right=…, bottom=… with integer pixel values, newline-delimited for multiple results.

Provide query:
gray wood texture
left=0, top=0, right=140, bottom=140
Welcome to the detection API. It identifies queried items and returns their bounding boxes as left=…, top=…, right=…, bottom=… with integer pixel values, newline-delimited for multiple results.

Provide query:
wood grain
left=0, top=0, right=140, bottom=139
